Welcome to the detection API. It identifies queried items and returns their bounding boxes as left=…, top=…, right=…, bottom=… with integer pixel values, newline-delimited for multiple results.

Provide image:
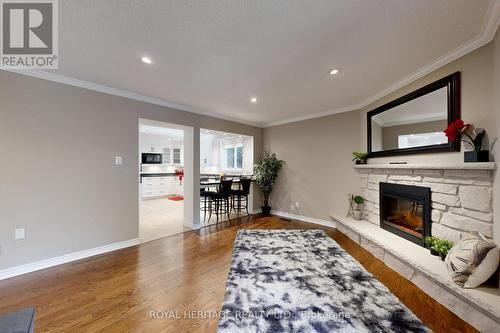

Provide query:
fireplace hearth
left=379, top=182, right=431, bottom=246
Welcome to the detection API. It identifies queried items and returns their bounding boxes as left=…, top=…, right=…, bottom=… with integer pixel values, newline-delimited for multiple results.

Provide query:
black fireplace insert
left=379, top=182, right=431, bottom=246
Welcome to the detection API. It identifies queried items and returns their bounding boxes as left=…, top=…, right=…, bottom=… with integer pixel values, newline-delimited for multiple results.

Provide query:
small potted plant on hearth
left=352, top=152, right=369, bottom=165
left=444, top=119, right=489, bottom=162
left=254, top=152, right=285, bottom=216
left=353, top=195, right=364, bottom=220
left=431, top=239, right=455, bottom=261
left=424, top=236, right=439, bottom=256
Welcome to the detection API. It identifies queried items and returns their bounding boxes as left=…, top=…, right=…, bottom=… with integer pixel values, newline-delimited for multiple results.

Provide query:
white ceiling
left=140, top=124, right=184, bottom=141
left=28, top=1, right=500, bottom=126
left=201, top=129, right=251, bottom=140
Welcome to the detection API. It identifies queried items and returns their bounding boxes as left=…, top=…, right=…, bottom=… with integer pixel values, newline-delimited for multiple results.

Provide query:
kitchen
left=139, top=120, right=188, bottom=241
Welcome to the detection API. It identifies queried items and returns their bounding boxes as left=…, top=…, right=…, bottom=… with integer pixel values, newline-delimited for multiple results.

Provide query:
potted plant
left=254, top=152, right=285, bottom=216
left=352, top=152, right=369, bottom=165
left=431, top=239, right=454, bottom=261
left=353, top=195, right=364, bottom=220
left=444, top=119, right=488, bottom=162
left=424, top=236, right=439, bottom=256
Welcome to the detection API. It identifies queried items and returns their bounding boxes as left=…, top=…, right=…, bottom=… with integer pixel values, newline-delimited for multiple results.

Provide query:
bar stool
left=209, top=179, right=233, bottom=223
left=231, top=177, right=252, bottom=216
left=200, top=177, right=214, bottom=223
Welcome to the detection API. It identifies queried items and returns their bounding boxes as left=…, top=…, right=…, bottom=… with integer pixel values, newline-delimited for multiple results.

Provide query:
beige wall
left=262, top=111, right=361, bottom=220
left=360, top=42, right=494, bottom=164
left=263, top=34, right=498, bottom=235
left=0, top=70, right=263, bottom=270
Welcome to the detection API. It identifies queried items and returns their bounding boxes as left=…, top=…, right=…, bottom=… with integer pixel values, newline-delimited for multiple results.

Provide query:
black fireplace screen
left=379, top=182, right=431, bottom=246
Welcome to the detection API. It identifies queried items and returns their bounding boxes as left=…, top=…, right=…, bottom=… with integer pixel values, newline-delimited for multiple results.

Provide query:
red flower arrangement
left=443, top=119, right=485, bottom=152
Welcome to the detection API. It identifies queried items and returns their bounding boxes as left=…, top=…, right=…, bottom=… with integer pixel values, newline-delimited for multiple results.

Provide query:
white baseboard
left=0, top=238, right=140, bottom=281
left=271, top=210, right=337, bottom=228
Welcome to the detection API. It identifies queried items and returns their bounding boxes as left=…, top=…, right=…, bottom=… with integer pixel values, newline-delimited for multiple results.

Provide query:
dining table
left=200, top=175, right=254, bottom=189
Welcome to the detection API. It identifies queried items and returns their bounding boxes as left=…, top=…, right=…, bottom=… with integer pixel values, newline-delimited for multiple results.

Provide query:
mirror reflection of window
left=398, top=132, right=448, bottom=149
left=371, top=87, right=448, bottom=152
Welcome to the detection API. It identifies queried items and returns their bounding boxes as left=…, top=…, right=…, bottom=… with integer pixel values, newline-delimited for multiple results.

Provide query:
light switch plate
left=15, top=228, right=25, bottom=240
left=115, top=156, right=123, bottom=166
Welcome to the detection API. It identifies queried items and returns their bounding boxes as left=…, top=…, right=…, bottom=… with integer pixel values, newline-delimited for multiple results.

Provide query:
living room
left=1, top=1, right=500, bottom=332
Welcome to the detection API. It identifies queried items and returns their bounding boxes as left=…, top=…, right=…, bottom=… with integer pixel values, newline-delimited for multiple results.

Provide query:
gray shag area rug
left=217, top=229, right=431, bottom=333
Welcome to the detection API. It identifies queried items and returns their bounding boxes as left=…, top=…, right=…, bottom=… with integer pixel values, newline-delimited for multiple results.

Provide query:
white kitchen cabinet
left=141, top=176, right=171, bottom=199
left=141, top=176, right=183, bottom=199
left=172, top=147, right=182, bottom=165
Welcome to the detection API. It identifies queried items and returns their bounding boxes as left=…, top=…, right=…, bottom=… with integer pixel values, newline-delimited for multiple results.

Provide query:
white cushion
left=445, top=231, right=498, bottom=288
left=464, top=247, right=499, bottom=288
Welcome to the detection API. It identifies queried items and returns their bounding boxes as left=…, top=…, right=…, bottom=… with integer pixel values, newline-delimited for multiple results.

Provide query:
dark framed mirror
left=367, top=72, right=460, bottom=158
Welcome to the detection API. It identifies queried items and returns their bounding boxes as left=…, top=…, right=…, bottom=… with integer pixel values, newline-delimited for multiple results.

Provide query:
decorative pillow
left=445, top=231, right=498, bottom=288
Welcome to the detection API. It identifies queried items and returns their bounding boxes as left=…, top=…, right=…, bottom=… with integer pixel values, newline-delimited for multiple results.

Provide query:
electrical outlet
left=295, top=202, right=300, bottom=208
left=115, top=156, right=123, bottom=166
left=290, top=204, right=295, bottom=211
left=15, top=228, right=25, bottom=240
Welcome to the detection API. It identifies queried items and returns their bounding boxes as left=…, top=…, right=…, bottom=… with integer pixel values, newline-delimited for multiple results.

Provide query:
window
left=173, top=148, right=181, bottom=164
left=236, top=146, right=242, bottom=169
left=225, top=145, right=243, bottom=169
left=163, top=148, right=170, bottom=164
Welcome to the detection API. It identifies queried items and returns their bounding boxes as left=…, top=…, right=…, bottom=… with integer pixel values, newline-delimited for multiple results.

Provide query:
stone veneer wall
left=358, top=168, right=494, bottom=242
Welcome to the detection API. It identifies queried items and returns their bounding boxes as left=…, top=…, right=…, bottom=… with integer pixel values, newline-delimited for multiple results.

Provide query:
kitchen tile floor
left=139, top=197, right=190, bottom=242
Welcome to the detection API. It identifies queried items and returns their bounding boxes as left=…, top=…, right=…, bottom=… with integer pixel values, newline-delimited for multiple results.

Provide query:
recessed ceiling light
left=223, top=133, right=227, bottom=136
left=330, top=69, right=339, bottom=75
left=141, top=56, right=153, bottom=64
left=250, top=97, right=258, bottom=103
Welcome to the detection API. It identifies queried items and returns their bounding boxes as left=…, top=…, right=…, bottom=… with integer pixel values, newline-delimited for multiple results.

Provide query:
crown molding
left=0, top=68, right=263, bottom=128
left=2, top=1, right=499, bottom=129
left=264, top=0, right=500, bottom=128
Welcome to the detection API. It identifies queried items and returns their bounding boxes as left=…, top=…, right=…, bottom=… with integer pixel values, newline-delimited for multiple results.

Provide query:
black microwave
left=141, top=153, right=162, bottom=164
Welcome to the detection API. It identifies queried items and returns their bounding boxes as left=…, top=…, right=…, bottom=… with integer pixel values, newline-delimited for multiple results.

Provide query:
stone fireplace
left=330, top=163, right=498, bottom=332
left=357, top=164, right=494, bottom=243
left=380, top=182, right=431, bottom=246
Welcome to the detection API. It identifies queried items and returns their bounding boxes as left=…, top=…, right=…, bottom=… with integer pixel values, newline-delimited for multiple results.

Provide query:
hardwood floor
left=0, top=215, right=477, bottom=333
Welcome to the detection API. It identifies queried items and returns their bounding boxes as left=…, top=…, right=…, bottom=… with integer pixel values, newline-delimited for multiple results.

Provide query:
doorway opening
left=199, top=129, right=254, bottom=226
left=139, top=119, right=194, bottom=242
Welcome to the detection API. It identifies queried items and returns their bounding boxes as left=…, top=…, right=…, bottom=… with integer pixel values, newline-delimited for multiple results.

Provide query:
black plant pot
left=261, top=206, right=271, bottom=216
left=464, top=150, right=489, bottom=163
left=430, top=248, right=439, bottom=256
left=355, top=160, right=367, bottom=165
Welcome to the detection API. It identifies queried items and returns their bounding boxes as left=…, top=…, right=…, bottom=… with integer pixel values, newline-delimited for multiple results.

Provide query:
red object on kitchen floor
left=168, top=196, right=184, bottom=201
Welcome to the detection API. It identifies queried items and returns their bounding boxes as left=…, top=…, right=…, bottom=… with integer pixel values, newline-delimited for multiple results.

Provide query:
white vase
left=353, top=209, right=363, bottom=220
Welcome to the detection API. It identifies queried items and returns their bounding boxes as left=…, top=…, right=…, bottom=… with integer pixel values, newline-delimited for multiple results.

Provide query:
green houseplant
left=431, top=239, right=454, bottom=260
left=254, top=152, right=285, bottom=216
left=353, top=195, right=364, bottom=220
left=352, top=152, right=369, bottom=165
left=424, top=236, right=439, bottom=256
